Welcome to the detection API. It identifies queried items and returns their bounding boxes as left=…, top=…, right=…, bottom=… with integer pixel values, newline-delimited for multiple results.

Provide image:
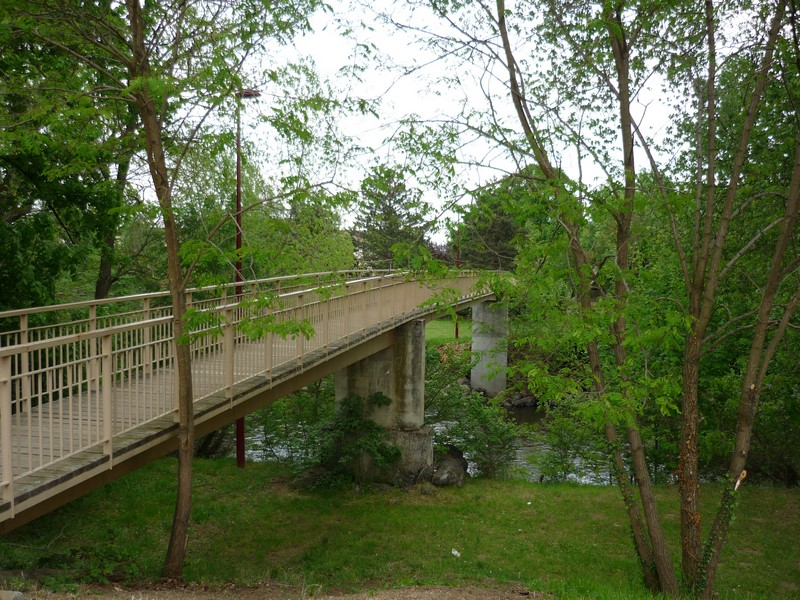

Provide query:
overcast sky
left=250, top=0, right=676, bottom=239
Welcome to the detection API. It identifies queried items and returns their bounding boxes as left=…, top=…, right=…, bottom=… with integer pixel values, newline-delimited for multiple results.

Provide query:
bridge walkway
left=0, top=271, right=490, bottom=531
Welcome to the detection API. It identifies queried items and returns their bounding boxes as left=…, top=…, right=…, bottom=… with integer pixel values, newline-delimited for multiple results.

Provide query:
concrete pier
left=335, top=320, right=432, bottom=483
left=471, top=301, right=508, bottom=397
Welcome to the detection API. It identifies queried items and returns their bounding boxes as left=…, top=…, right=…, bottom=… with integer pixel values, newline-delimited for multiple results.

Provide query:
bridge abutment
left=335, top=319, right=432, bottom=483
left=471, top=301, right=508, bottom=397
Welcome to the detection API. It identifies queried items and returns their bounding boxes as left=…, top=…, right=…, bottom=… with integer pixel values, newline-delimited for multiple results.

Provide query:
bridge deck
left=0, top=272, right=491, bottom=532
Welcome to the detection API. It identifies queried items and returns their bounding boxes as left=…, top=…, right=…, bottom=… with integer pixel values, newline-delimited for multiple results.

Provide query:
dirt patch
left=20, top=583, right=550, bottom=600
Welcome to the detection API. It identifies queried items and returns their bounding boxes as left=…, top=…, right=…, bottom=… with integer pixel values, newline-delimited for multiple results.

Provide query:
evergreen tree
left=353, top=165, right=427, bottom=268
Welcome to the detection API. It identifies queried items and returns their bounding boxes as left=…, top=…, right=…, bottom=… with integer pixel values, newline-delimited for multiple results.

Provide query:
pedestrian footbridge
left=0, top=271, right=495, bottom=532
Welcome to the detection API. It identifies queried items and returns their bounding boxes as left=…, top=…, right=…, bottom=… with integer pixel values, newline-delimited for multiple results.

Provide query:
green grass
left=2, top=458, right=798, bottom=598
left=426, top=317, right=471, bottom=346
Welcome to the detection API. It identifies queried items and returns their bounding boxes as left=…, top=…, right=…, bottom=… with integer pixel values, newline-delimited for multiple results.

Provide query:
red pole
left=234, top=89, right=260, bottom=469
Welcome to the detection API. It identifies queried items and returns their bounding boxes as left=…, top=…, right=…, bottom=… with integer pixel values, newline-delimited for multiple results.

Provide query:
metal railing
left=0, top=270, right=487, bottom=515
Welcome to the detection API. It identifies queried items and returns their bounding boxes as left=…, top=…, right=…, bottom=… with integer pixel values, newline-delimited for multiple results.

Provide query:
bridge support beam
left=335, top=319, right=432, bottom=484
left=471, top=301, right=508, bottom=397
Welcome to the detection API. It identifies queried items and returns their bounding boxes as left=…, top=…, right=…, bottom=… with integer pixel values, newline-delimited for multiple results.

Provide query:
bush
left=249, top=377, right=336, bottom=469
left=531, top=406, right=608, bottom=484
left=425, top=344, right=520, bottom=478
left=249, top=378, right=400, bottom=486
left=317, top=393, right=401, bottom=484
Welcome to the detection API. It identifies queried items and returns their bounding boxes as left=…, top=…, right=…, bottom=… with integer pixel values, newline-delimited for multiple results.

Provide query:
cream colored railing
left=0, top=270, right=486, bottom=513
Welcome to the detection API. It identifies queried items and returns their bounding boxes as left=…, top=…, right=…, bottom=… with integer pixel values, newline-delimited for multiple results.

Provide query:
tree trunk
left=700, top=133, right=800, bottom=598
left=678, top=333, right=703, bottom=589
left=604, top=5, right=679, bottom=593
left=126, top=0, right=194, bottom=580
left=681, top=2, right=787, bottom=593
left=94, top=234, right=115, bottom=300
left=605, top=420, right=659, bottom=591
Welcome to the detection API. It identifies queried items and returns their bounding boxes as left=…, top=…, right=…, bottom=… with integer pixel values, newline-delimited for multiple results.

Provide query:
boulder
left=432, top=446, right=469, bottom=487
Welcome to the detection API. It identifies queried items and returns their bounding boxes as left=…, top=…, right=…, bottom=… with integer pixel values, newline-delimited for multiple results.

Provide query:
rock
left=0, top=591, right=23, bottom=600
left=289, top=467, right=328, bottom=490
left=418, top=482, right=437, bottom=496
left=432, top=446, right=469, bottom=488
left=502, top=392, right=537, bottom=408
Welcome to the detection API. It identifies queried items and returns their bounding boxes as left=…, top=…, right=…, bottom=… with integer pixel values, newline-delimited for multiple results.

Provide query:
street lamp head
left=236, top=88, right=261, bottom=99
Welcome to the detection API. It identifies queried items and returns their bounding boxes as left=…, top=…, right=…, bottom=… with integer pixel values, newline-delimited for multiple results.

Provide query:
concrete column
left=471, top=301, right=508, bottom=397
left=335, top=319, right=425, bottom=429
left=335, top=319, right=431, bottom=483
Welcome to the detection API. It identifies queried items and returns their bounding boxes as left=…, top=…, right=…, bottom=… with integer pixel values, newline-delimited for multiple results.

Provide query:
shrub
left=425, top=344, right=520, bottom=478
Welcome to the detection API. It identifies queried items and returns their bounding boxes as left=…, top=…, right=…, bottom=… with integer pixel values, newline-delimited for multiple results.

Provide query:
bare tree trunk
left=604, top=422, right=659, bottom=592
left=678, top=332, right=703, bottom=588
left=126, top=0, right=194, bottom=580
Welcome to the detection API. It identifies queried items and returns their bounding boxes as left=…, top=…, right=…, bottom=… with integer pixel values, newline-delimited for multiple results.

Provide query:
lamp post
left=235, top=88, right=260, bottom=469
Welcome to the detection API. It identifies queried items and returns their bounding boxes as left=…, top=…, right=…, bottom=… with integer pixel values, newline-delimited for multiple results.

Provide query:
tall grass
left=1, top=458, right=797, bottom=598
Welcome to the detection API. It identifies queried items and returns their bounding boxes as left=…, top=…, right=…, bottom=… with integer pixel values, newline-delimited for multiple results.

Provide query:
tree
left=456, top=169, right=533, bottom=271
left=0, top=17, right=140, bottom=305
left=5, top=0, right=326, bottom=578
left=353, top=164, right=428, bottom=268
left=373, top=0, right=800, bottom=595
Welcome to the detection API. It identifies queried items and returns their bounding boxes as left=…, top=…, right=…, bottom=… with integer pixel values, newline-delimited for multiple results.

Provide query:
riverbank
left=1, top=458, right=797, bottom=599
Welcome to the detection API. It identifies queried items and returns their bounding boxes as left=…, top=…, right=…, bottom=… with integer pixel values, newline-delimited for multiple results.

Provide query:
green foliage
left=445, top=394, right=520, bottom=479
left=425, top=344, right=519, bottom=478
left=531, top=403, right=610, bottom=484
left=455, top=167, right=541, bottom=271
left=0, top=212, right=75, bottom=309
left=251, top=377, right=336, bottom=466
left=320, top=393, right=401, bottom=481
left=250, top=378, right=400, bottom=486
left=0, top=48, right=135, bottom=305
left=352, top=164, right=429, bottom=269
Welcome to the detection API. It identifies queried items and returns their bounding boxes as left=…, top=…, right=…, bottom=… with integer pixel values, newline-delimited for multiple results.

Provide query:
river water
left=241, top=405, right=610, bottom=485
left=505, top=406, right=610, bottom=485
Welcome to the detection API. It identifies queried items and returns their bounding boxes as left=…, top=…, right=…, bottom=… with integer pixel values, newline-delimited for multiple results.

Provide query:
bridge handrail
left=0, top=269, right=397, bottom=320
left=0, top=270, right=489, bottom=510
left=0, top=270, right=400, bottom=346
left=0, top=271, right=439, bottom=356
left=0, top=316, right=174, bottom=357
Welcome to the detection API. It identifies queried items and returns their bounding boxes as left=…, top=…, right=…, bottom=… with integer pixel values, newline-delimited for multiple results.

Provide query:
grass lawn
left=426, top=317, right=471, bottom=346
left=1, top=458, right=798, bottom=599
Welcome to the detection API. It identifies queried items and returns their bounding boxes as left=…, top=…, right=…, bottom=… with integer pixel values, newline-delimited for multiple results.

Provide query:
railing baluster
left=143, top=299, right=152, bottom=378
left=224, top=307, right=234, bottom=401
left=296, top=294, right=304, bottom=368
left=323, top=293, right=330, bottom=347
left=362, top=282, right=368, bottom=330
left=1, top=354, right=13, bottom=515
left=19, top=315, right=29, bottom=414
left=102, top=334, right=113, bottom=462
